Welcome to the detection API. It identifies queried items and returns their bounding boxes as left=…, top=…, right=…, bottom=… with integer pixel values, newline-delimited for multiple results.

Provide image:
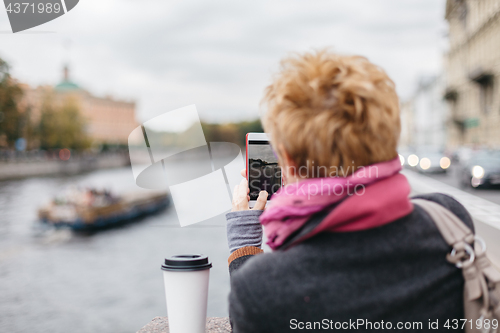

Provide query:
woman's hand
left=231, top=169, right=268, bottom=211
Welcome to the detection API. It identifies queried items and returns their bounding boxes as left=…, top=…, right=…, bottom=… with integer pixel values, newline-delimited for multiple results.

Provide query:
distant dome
left=55, top=64, right=81, bottom=91
left=55, top=80, right=80, bottom=91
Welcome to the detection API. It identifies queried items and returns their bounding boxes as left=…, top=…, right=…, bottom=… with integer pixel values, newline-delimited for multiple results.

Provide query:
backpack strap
left=412, top=198, right=481, bottom=272
left=411, top=198, right=496, bottom=321
left=278, top=201, right=344, bottom=251
left=411, top=198, right=475, bottom=247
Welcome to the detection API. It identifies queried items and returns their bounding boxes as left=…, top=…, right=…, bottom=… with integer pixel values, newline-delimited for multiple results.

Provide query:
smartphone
left=246, top=133, right=282, bottom=207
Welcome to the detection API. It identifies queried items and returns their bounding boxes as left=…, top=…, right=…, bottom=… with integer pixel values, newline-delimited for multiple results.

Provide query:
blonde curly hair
left=261, top=50, right=400, bottom=177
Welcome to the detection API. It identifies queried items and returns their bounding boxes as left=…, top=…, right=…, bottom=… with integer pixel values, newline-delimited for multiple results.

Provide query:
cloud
left=0, top=0, right=447, bottom=123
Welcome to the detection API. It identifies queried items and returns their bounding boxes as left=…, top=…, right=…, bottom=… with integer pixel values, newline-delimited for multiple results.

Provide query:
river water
left=0, top=164, right=235, bottom=333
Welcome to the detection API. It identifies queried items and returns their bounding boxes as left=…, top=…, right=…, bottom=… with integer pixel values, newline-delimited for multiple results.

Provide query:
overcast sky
left=0, top=0, right=447, bottom=123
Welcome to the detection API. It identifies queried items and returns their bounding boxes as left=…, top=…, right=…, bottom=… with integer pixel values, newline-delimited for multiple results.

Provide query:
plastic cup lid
left=161, top=254, right=212, bottom=272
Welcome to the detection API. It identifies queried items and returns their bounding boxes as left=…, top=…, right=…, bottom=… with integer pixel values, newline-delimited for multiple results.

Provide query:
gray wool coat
left=226, top=193, right=474, bottom=332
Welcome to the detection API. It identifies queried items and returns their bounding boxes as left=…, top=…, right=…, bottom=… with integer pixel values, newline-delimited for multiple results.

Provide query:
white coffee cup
left=161, top=254, right=212, bottom=333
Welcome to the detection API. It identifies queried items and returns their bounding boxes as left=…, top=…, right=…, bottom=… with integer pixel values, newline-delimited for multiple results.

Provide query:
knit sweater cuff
left=226, top=210, right=263, bottom=253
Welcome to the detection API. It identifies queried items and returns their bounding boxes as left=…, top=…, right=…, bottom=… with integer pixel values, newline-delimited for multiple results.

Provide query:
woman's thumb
left=253, top=191, right=268, bottom=210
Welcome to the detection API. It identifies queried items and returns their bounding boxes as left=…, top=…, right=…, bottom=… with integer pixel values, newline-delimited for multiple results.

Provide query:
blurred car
left=451, top=147, right=473, bottom=164
left=415, top=151, right=451, bottom=174
left=458, top=151, right=500, bottom=188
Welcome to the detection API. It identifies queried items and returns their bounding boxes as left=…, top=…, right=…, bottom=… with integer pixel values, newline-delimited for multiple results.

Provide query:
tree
left=38, top=94, right=91, bottom=151
left=233, top=120, right=264, bottom=146
left=0, top=58, right=25, bottom=148
left=201, top=119, right=263, bottom=146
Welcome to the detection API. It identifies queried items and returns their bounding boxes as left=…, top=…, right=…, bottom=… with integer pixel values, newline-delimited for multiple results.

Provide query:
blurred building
left=444, top=0, right=500, bottom=148
left=21, top=66, right=138, bottom=145
left=414, top=76, right=449, bottom=149
left=400, top=75, right=448, bottom=150
left=399, top=100, right=414, bottom=148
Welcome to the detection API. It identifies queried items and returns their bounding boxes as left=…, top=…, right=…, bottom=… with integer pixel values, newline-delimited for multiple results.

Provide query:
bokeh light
left=440, top=157, right=451, bottom=169
left=408, top=154, right=419, bottom=167
left=419, top=158, right=431, bottom=170
left=472, top=165, right=485, bottom=179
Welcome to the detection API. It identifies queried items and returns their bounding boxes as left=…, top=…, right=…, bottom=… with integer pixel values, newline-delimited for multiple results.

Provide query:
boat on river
left=38, top=188, right=170, bottom=230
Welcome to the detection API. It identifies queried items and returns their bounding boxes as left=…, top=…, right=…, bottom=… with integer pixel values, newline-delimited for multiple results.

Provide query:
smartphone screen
left=247, top=140, right=282, bottom=200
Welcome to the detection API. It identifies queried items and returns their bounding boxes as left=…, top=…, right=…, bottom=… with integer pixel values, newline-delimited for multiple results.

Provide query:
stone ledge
left=137, top=317, right=231, bottom=333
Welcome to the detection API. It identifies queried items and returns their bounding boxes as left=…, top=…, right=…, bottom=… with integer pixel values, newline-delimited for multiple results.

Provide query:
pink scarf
left=259, top=157, right=413, bottom=250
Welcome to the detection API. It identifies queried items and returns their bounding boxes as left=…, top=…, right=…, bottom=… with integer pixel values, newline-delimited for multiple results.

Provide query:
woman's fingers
left=232, top=170, right=266, bottom=211
left=253, top=191, right=268, bottom=210
left=231, top=178, right=250, bottom=211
